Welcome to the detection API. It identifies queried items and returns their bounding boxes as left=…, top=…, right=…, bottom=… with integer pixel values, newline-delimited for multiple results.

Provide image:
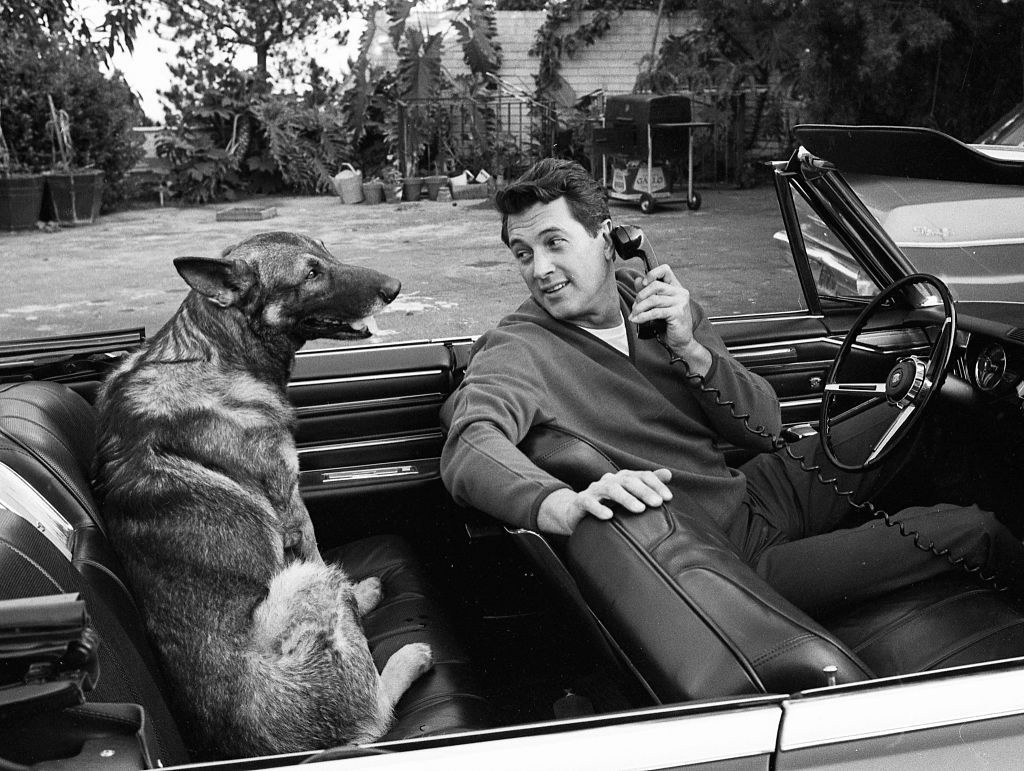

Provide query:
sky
left=86, top=2, right=361, bottom=122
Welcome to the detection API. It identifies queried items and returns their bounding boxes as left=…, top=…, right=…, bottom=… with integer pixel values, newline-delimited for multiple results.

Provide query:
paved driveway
left=1, top=187, right=802, bottom=345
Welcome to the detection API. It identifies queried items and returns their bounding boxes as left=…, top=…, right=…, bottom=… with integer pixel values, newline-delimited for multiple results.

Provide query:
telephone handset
left=611, top=224, right=665, bottom=339
left=612, top=225, right=1005, bottom=591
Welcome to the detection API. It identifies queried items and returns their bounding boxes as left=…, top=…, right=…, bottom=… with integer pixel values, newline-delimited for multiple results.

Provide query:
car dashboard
left=953, top=312, right=1024, bottom=410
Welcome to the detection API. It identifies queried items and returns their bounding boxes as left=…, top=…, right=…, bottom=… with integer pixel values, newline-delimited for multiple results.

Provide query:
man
left=440, top=158, right=1023, bottom=614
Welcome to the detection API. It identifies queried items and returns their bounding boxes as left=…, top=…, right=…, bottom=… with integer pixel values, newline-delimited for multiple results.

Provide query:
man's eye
left=514, top=251, right=532, bottom=263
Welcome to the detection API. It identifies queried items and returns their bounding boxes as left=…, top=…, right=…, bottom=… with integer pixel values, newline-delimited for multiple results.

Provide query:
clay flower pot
left=402, top=177, right=424, bottom=202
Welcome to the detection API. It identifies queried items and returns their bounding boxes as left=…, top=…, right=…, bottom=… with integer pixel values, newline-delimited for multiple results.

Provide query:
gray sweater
left=440, top=270, right=782, bottom=537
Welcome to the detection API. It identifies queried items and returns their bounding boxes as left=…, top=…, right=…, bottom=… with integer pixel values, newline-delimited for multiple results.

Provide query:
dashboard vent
left=1009, top=328, right=1024, bottom=344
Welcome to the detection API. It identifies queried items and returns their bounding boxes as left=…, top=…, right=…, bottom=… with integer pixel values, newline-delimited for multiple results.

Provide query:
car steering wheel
left=821, top=273, right=957, bottom=472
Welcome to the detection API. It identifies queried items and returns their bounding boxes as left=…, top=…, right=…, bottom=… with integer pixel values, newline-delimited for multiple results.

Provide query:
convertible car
left=5, top=125, right=1024, bottom=769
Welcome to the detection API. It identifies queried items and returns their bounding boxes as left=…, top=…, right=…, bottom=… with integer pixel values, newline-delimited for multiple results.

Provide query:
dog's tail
left=206, top=562, right=391, bottom=758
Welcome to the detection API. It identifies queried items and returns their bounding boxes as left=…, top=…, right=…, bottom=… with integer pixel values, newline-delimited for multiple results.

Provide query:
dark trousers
left=734, top=434, right=1024, bottom=616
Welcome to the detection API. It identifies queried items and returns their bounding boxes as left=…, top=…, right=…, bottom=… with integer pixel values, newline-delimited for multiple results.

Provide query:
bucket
left=333, top=164, right=363, bottom=204
left=362, top=181, right=384, bottom=205
left=0, top=174, right=45, bottom=231
left=424, top=175, right=449, bottom=201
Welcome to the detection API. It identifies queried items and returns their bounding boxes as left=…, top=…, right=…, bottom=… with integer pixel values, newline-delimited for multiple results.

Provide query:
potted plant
left=0, top=109, right=45, bottom=231
left=361, top=176, right=385, bottom=205
left=41, top=95, right=104, bottom=226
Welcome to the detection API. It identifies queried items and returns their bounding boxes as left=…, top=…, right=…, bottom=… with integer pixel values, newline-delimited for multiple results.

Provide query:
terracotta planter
left=362, top=181, right=384, bottom=205
left=42, top=170, right=104, bottom=225
left=402, top=177, right=423, bottom=202
left=0, top=174, right=45, bottom=231
left=424, top=175, right=449, bottom=201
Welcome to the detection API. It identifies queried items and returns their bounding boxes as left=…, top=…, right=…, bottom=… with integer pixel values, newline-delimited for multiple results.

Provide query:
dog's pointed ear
left=174, top=257, right=255, bottom=308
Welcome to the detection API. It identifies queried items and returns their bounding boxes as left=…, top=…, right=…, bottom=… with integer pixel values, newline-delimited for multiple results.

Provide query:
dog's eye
left=306, top=268, right=319, bottom=281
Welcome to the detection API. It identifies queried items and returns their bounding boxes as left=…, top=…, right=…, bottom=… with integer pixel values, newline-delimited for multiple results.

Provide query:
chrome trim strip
left=712, top=313, right=826, bottom=325
left=898, top=240, right=1024, bottom=251
left=295, top=338, right=477, bottom=359
left=780, top=666, right=1024, bottom=750
left=289, top=370, right=444, bottom=388
left=733, top=347, right=798, bottom=361
left=341, top=705, right=781, bottom=769
left=293, top=392, right=443, bottom=416
left=320, top=465, right=420, bottom=483
left=297, top=432, right=443, bottom=456
left=779, top=397, right=822, bottom=408
left=729, top=331, right=927, bottom=356
left=0, top=463, right=74, bottom=560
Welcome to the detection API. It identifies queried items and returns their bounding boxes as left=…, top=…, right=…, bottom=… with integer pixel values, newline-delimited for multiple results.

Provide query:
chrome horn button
left=886, top=356, right=927, bottom=408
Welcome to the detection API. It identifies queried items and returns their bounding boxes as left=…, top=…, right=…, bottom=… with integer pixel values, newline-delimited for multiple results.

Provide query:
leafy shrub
left=158, top=65, right=263, bottom=203
left=0, top=32, right=144, bottom=209
left=252, top=95, right=350, bottom=195
left=159, top=62, right=352, bottom=202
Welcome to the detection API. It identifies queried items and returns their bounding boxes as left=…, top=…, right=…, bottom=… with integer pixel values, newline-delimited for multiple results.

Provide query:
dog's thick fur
left=93, top=232, right=431, bottom=759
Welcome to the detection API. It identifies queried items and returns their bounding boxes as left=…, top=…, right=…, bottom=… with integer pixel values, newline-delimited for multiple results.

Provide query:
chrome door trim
left=293, top=392, right=443, bottom=417
left=780, top=665, right=1024, bottom=751
left=341, top=703, right=782, bottom=770
left=288, top=369, right=445, bottom=388
left=297, top=431, right=444, bottom=457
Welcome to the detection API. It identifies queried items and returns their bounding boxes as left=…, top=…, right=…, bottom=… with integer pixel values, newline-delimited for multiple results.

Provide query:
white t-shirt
left=575, top=315, right=629, bottom=356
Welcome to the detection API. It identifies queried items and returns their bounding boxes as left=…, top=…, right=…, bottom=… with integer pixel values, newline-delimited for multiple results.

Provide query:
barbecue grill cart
left=591, top=93, right=712, bottom=214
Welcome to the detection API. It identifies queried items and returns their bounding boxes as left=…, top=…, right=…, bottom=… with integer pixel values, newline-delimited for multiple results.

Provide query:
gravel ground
left=1, top=186, right=804, bottom=346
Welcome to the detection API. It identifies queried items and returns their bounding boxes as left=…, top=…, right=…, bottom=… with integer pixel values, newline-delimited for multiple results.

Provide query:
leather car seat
left=519, top=424, right=1024, bottom=703
left=0, top=380, right=493, bottom=764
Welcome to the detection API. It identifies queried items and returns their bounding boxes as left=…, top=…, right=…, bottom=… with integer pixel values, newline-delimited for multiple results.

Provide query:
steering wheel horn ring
left=887, top=356, right=928, bottom=409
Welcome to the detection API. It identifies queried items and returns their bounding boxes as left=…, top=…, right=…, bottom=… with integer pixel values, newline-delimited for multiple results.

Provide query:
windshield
left=846, top=174, right=1024, bottom=304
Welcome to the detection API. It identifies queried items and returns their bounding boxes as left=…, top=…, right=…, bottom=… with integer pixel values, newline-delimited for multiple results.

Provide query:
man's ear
left=600, top=219, right=616, bottom=261
left=173, top=257, right=255, bottom=308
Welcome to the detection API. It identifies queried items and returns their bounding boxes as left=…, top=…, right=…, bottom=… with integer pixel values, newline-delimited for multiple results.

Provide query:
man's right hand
left=536, top=469, right=673, bottom=535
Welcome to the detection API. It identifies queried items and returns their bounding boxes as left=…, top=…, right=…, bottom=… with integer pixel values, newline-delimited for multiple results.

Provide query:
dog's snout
left=380, top=277, right=401, bottom=304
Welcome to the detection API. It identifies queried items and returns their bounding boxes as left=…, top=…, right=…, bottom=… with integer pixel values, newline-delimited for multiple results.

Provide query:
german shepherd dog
left=93, top=232, right=432, bottom=759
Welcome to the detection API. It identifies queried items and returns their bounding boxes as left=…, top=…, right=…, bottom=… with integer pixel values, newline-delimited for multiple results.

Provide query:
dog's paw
left=394, top=642, right=433, bottom=678
left=353, top=576, right=383, bottom=615
left=380, top=643, right=434, bottom=706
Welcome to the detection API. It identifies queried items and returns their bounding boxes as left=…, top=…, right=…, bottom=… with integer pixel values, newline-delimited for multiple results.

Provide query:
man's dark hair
left=495, top=158, right=610, bottom=246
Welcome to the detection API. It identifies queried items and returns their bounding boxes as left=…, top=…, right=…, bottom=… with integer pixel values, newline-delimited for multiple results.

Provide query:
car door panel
left=714, top=314, right=835, bottom=431
left=289, top=340, right=470, bottom=501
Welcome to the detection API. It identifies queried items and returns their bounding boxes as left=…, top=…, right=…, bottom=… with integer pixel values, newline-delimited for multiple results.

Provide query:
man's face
left=505, top=197, right=619, bottom=328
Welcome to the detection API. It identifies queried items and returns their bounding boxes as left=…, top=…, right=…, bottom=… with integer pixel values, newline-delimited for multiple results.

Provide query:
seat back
left=519, top=425, right=873, bottom=703
left=0, top=381, right=190, bottom=766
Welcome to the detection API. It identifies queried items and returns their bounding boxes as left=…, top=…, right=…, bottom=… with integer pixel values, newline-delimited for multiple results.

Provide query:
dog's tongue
left=351, top=316, right=379, bottom=335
